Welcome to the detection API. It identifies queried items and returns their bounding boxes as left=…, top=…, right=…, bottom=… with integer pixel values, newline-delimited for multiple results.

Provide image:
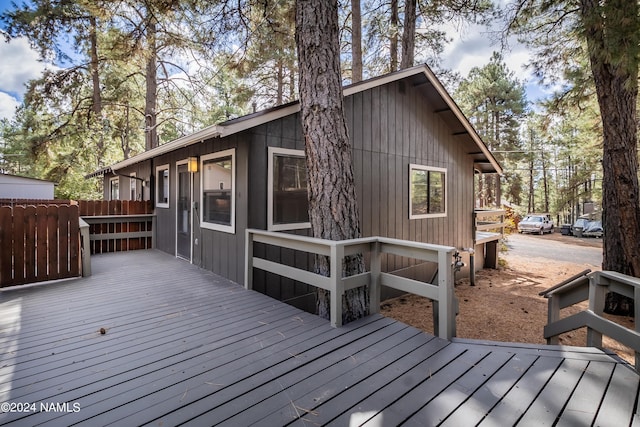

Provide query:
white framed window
left=156, top=164, right=170, bottom=208
left=200, top=149, right=235, bottom=233
left=268, top=147, right=310, bottom=231
left=129, top=172, right=137, bottom=201
left=109, top=177, right=119, bottom=201
left=409, top=164, right=447, bottom=219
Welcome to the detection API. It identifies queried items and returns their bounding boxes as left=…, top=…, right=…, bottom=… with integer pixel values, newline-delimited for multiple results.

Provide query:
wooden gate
left=0, top=204, right=81, bottom=288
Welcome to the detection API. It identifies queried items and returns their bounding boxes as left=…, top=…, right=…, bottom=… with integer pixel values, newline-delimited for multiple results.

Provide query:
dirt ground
left=381, top=233, right=636, bottom=365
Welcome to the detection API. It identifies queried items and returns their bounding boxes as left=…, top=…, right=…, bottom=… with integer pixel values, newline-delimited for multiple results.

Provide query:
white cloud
left=0, top=91, right=19, bottom=120
left=441, top=21, right=533, bottom=81
left=0, top=36, right=46, bottom=98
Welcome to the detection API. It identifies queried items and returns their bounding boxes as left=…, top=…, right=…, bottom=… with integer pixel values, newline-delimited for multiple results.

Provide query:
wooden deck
left=1, top=250, right=638, bottom=426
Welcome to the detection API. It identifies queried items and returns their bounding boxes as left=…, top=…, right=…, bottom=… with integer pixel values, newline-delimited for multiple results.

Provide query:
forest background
left=0, top=0, right=611, bottom=226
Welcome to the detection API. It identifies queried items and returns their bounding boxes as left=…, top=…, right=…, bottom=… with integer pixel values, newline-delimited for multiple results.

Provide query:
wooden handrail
left=544, top=270, right=640, bottom=372
left=473, top=209, right=507, bottom=235
left=80, top=214, right=156, bottom=253
left=245, top=229, right=457, bottom=339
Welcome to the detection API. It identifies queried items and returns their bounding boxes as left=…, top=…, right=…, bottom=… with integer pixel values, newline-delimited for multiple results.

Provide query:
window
left=201, top=149, right=235, bottom=233
left=109, top=177, right=119, bottom=201
left=156, top=164, right=170, bottom=208
left=130, top=173, right=137, bottom=201
left=409, top=164, right=447, bottom=219
left=268, top=147, right=310, bottom=231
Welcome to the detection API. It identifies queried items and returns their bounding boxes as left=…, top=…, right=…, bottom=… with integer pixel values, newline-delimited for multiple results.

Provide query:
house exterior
left=0, top=173, right=56, bottom=199
left=90, top=65, right=502, bottom=306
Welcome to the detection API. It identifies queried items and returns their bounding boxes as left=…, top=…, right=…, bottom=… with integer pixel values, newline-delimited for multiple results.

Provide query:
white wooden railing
left=542, top=270, right=640, bottom=372
left=245, top=229, right=457, bottom=339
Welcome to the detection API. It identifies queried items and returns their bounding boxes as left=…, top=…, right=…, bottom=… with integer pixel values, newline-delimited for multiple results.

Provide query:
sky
left=0, top=1, right=545, bottom=122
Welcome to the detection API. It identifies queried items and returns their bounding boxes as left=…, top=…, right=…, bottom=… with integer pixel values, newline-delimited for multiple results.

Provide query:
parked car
left=572, top=217, right=604, bottom=238
left=517, top=215, right=554, bottom=235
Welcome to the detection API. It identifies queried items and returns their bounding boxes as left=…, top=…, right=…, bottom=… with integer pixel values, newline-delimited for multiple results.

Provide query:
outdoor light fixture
left=188, top=157, right=198, bottom=173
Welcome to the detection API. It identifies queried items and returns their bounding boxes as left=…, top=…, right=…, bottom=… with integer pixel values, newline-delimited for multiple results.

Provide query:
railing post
left=151, top=215, right=157, bottom=249
left=437, top=249, right=455, bottom=340
left=587, top=272, right=605, bottom=348
left=546, top=295, right=560, bottom=345
left=79, top=218, right=91, bottom=277
left=244, top=230, right=253, bottom=290
left=330, top=243, right=344, bottom=328
left=369, top=241, right=381, bottom=315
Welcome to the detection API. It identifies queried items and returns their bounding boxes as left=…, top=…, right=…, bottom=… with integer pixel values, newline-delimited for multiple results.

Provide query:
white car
left=518, top=215, right=554, bottom=235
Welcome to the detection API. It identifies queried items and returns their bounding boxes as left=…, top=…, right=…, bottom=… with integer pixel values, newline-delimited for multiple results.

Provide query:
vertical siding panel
left=362, top=89, right=372, bottom=153
left=352, top=92, right=363, bottom=150
left=388, top=86, right=396, bottom=156
left=353, top=146, right=364, bottom=234
left=249, top=129, right=268, bottom=230
left=362, top=150, right=372, bottom=236
left=370, top=151, right=380, bottom=236
left=379, top=153, right=389, bottom=238
left=371, top=87, right=381, bottom=154
left=235, top=140, right=249, bottom=284
left=380, top=86, right=389, bottom=154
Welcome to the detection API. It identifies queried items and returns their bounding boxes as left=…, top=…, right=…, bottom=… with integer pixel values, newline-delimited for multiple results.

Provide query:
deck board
left=0, top=250, right=638, bottom=426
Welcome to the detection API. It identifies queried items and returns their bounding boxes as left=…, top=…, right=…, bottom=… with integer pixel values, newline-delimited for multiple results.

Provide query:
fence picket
left=12, top=206, right=25, bottom=284
left=36, top=205, right=48, bottom=282
left=58, top=205, right=70, bottom=277
left=25, top=205, right=37, bottom=283
left=47, top=205, right=59, bottom=280
left=0, top=206, right=12, bottom=287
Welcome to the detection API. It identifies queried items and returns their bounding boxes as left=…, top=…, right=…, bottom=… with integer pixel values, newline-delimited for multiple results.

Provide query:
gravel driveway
left=505, top=231, right=602, bottom=268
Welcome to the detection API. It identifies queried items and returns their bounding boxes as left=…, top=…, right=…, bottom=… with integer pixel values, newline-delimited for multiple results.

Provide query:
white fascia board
left=217, top=103, right=301, bottom=138
left=111, top=125, right=224, bottom=172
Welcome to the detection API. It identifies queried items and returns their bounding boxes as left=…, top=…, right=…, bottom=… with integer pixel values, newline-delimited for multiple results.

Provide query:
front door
left=176, top=163, right=192, bottom=261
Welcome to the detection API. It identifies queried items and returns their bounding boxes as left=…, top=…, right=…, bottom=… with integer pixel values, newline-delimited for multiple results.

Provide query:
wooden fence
left=78, top=200, right=154, bottom=254
left=0, top=204, right=80, bottom=288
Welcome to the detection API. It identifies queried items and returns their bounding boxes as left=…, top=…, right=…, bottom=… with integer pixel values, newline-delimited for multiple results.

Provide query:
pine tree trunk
left=145, top=16, right=158, bottom=151
left=390, top=0, right=398, bottom=72
left=351, top=0, right=363, bottom=83
left=400, top=0, right=416, bottom=69
left=296, top=0, right=368, bottom=323
left=581, top=0, right=640, bottom=315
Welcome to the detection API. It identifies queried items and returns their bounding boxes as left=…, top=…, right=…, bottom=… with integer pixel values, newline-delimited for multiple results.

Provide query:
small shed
left=0, top=173, right=56, bottom=199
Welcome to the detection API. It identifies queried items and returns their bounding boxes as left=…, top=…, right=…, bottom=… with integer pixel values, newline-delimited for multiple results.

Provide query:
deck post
left=369, top=241, right=381, bottom=315
left=244, top=230, right=254, bottom=290
left=587, top=272, right=605, bottom=348
left=330, top=243, right=344, bottom=328
left=438, top=249, right=455, bottom=340
left=79, top=218, right=91, bottom=277
left=151, top=215, right=157, bottom=249
left=546, top=295, right=560, bottom=345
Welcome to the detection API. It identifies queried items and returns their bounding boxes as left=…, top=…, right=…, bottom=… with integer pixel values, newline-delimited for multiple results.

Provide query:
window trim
left=109, top=176, right=120, bottom=201
left=155, top=164, right=170, bottom=208
left=267, top=147, right=311, bottom=231
left=409, top=164, right=447, bottom=219
left=200, top=149, right=236, bottom=234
